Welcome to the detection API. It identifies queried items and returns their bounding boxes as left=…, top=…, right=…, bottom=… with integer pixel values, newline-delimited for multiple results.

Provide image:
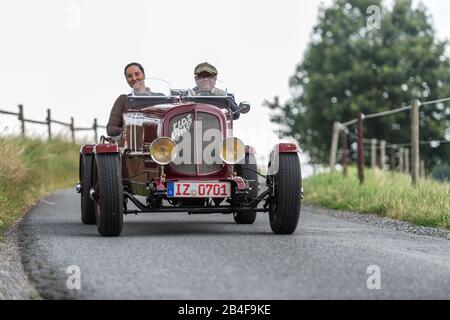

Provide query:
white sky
left=0, top=0, right=449, bottom=171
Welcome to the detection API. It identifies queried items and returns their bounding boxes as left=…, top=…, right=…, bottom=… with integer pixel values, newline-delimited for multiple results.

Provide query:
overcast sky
left=0, top=0, right=449, bottom=168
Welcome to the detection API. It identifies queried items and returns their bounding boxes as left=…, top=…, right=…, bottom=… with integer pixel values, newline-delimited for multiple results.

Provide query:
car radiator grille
left=169, top=112, right=223, bottom=175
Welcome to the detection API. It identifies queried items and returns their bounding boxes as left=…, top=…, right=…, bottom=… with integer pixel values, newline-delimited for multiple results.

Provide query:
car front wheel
left=268, top=153, right=302, bottom=234
left=93, top=153, right=123, bottom=237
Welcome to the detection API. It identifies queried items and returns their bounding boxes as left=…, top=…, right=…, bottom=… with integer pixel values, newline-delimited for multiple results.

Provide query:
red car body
left=78, top=93, right=302, bottom=236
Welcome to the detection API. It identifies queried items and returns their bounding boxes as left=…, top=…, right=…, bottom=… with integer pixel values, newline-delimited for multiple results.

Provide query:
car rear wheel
left=80, top=154, right=96, bottom=225
left=269, top=153, right=302, bottom=234
left=233, top=153, right=258, bottom=224
left=93, top=153, right=123, bottom=237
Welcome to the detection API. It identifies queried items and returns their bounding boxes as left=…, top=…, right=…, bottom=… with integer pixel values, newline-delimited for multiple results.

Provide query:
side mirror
left=238, top=101, right=251, bottom=114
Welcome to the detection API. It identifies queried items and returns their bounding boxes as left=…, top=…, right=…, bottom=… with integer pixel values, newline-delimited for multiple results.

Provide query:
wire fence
left=329, top=96, right=450, bottom=186
left=0, top=104, right=106, bottom=143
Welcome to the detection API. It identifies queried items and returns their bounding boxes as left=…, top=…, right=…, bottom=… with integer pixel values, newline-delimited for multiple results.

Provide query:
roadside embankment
left=0, top=137, right=79, bottom=239
left=303, top=167, right=450, bottom=229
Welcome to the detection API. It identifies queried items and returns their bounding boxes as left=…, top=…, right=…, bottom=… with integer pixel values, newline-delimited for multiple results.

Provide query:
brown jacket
left=107, top=94, right=128, bottom=137
left=106, top=90, right=165, bottom=137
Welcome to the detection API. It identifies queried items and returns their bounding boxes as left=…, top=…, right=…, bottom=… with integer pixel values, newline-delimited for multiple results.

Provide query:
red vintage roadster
left=77, top=79, right=302, bottom=236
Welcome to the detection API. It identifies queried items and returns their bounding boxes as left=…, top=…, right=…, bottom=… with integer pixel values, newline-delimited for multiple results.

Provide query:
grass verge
left=303, top=167, right=450, bottom=229
left=0, top=137, right=79, bottom=239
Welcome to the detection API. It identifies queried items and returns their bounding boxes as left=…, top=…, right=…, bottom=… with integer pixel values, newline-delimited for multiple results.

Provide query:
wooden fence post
left=411, top=99, right=420, bottom=186
left=390, top=145, right=397, bottom=173
left=371, top=139, right=377, bottom=174
left=357, top=113, right=365, bottom=185
left=329, top=122, right=340, bottom=172
left=93, top=118, right=98, bottom=143
left=420, top=160, right=425, bottom=178
left=399, top=147, right=404, bottom=173
left=47, top=109, right=52, bottom=141
left=380, top=140, right=386, bottom=171
left=70, top=117, right=75, bottom=143
left=404, top=148, right=410, bottom=174
left=342, top=128, right=349, bottom=177
left=18, top=104, right=25, bottom=137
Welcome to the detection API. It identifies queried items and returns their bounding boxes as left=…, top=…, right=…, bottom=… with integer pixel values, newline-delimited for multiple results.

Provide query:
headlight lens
left=150, top=137, right=177, bottom=165
left=219, top=137, right=245, bottom=164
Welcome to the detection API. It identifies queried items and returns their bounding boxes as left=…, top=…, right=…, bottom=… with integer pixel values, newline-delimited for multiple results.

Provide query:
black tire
left=93, top=153, right=123, bottom=237
left=80, top=154, right=96, bottom=225
left=269, top=153, right=302, bottom=234
left=233, top=153, right=258, bottom=224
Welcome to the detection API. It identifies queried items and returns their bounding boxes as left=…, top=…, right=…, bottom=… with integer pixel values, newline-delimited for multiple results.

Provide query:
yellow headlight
left=220, top=137, right=245, bottom=164
left=150, top=137, right=177, bottom=165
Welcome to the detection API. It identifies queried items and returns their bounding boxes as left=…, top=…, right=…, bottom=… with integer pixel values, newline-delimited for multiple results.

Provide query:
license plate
left=167, top=181, right=231, bottom=198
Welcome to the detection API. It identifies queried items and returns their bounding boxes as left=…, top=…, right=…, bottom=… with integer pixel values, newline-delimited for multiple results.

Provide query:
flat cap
left=194, top=62, right=218, bottom=76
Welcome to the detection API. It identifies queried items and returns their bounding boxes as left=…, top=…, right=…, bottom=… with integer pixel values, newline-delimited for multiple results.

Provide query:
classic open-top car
left=77, top=79, right=302, bottom=236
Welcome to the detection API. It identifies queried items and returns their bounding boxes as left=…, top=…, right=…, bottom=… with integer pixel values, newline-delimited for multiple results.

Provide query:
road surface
left=18, top=188, right=450, bottom=299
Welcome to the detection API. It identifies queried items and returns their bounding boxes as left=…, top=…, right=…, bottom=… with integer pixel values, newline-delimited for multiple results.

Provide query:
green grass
left=303, top=167, right=450, bottom=229
left=0, top=137, right=79, bottom=238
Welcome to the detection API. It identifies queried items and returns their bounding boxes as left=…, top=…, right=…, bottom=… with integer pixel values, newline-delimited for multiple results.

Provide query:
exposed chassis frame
left=122, top=187, right=273, bottom=215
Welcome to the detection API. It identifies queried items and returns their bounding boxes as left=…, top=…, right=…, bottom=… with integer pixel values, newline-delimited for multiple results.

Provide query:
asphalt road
left=19, top=188, right=450, bottom=299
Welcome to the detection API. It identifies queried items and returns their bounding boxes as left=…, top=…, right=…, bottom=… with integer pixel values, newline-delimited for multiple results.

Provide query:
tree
left=266, top=0, right=450, bottom=167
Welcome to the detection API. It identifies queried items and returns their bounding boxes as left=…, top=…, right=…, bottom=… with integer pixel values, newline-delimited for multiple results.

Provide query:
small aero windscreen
left=187, top=79, right=228, bottom=97
left=131, top=78, right=172, bottom=97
